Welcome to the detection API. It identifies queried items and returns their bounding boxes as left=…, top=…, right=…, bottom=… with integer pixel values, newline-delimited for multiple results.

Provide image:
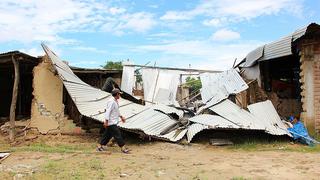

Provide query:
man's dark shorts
left=99, top=125, right=125, bottom=147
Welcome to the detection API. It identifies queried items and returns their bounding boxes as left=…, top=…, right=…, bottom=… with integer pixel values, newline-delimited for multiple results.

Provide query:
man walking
left=97, top=88, right=129, bottom=153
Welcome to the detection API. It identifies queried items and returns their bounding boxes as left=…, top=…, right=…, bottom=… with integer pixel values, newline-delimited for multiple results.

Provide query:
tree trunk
left=9, top=55, right=19, bottom=141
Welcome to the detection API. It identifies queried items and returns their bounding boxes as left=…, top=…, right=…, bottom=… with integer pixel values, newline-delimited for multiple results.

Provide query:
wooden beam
left=9, top=55, right=19, bottom=141
left=124, top=64, right=222, bottom=73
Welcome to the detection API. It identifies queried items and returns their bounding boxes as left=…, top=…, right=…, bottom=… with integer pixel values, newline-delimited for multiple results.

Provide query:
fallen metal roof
left=247, top=100, right=291, bottom=136
left=189, top=114, right=241, bottom=129
left=242, top=45, right=264, bottom=67
left=208, top=99, right=291, bottom=136
left=199, top=69, right=248, bottom=111
left=42, top=44, right=189, bottom=142
left=42, top=44, right=291, bottom=143
left=119, top=108, right=187, bottom=142
left=210, top=99, right=265, bottom=130
left=187, top=123, right=208, bottom=142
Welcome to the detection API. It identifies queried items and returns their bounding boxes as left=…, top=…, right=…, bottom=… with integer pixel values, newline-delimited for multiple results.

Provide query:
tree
left=102, top=61, right=123, bottom=70
left=135, top=70, right=142, bottom=83
left=185, top=76, right=202, bottom=92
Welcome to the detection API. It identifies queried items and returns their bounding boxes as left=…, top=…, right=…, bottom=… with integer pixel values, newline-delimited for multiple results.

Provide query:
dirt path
left=1, top=137, right=319, bottom=179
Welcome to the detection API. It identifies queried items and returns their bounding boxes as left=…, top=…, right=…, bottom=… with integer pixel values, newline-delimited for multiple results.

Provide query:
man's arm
left=120, top=115, right=126, bottom=123
left=104, top=102, right=114, bottom=127
left=103, top=120, right=108, bottom=127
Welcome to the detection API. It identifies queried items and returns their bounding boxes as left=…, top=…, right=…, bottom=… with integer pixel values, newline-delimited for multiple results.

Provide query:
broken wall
left=30, top=57, right=82, bottom=134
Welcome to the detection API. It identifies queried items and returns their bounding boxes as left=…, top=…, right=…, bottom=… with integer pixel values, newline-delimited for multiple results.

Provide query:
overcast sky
left=0, top=0, right=319, bottom=70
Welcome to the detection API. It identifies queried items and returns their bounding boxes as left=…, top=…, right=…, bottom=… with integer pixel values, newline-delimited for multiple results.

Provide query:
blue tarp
left=287, top=121, right=315, bottom=146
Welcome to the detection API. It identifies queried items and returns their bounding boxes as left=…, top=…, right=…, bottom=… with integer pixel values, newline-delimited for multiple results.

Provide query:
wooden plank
left=9, top=55, right=19, bottom=141
left=0, top=153, right=11, bottom=163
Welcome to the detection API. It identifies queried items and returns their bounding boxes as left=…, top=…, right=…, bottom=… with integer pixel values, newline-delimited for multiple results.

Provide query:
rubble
left=42, top=43, right=295, bottom=144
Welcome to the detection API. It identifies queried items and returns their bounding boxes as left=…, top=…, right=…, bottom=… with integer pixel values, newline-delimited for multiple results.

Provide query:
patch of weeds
left=113, top=166, right=122, bottom=174
left=43, top=160, right=60, bottom=174
left=228, top=140, right=320, bottom=152
left=37, top=159, right=83, bottom=180
left=231, top=176, right=247, bottom=180
left=192, top=174, right=200, bottom=180
left=89, top=159, right=103, bottom=170
left=279, top=144, right=320, bottom=153
left=70, top=170, right=82, bottom=180
left=0, top=171, right=16, bottom=179
left=0, top=142, right=11, bottom=152
left=191, top=170, right=208, bottom=180
left=11, top=142, right=94, bottom=153
left=228, top=141, right=260, bottom=151
left=130, top=161, right=136, bottom=165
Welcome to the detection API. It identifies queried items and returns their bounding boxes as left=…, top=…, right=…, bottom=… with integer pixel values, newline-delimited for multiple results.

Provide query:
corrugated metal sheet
left=209, top=99, right=290, bottom=136
left=118, top=108, right=187, bottom=142
left=150, top=104, right=184, bottom=118
left=42, top=44, right=291, bottom=143
left=247, top=100, right=291, bottom=136
left=187, top=123, right=208, bottom=142
left=242, top=23, right=316, bottom=65
left=209, top=99, right=265, bottom=130
left=42, top=44, right=186, bottom=142
left=189, top=114, right=240, bottom=129
left=242, top=45, right=264, bottom=67
left=261, top=35, right=292, bottom=61
left=292, top=26, right=308, bottom=41
left=199, top=69, right=248, bottom=111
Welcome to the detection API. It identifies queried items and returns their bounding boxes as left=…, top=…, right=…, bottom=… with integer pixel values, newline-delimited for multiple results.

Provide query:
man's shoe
left=96, top=146, right=106, bottom=152
left=121, top=147, right=130, bottom=154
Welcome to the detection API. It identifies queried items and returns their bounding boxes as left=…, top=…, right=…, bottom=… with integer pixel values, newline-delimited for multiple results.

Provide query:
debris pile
left=42, top=44, right=295, bottom=143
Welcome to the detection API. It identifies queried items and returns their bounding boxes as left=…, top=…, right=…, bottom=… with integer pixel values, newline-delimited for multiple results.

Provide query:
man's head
left=111, top=88, right=122, bottom=99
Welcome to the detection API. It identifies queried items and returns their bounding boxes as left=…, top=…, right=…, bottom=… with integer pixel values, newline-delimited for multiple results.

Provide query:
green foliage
left=102, top=61, right=123, bottom=70
left=135, top=70, right=142, bottom=83
left=185, top=76, right=202, bottom=92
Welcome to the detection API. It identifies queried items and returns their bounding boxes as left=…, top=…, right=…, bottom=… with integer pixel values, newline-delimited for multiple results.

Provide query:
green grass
left=228, top=140, right=320, bottom=152
left=231, top=177, right=248, bottom=180
left=30, top=157, right=106, bottom=180
left=9, top=142, right=96, bottom=154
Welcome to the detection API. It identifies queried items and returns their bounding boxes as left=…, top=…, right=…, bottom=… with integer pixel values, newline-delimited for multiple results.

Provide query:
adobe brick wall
left=300, top=39, right=320, bottom=135
left=313, top=42, right=320, bottom=134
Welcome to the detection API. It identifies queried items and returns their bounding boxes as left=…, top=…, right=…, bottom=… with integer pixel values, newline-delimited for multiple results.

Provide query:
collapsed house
left=238, top=23, right=320, bottom=135
left=5, top=23, right=317, bottom=142
left=39, top=44, right=291, bottom=143
left=0, top=51, right=122, bottom=134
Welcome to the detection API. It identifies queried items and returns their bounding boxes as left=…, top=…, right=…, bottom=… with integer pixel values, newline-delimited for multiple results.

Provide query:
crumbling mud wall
left=30, top=57, right=83, bottom=134
left=30, top=57, right=63, bottom=133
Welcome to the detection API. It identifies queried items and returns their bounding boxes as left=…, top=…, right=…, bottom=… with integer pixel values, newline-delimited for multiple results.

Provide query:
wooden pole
left=9, top=55, right=19, bottom=141
left=151, top=69, right=160, bottom=103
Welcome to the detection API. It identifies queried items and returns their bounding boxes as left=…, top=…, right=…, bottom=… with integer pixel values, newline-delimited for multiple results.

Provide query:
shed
left=238, top=23, right=320, bottom=135
left=0, top=51, right=41, bottom=121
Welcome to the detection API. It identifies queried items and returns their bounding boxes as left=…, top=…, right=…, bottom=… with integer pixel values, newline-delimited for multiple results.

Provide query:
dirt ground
left=0, top=134, right=319, bottom=180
